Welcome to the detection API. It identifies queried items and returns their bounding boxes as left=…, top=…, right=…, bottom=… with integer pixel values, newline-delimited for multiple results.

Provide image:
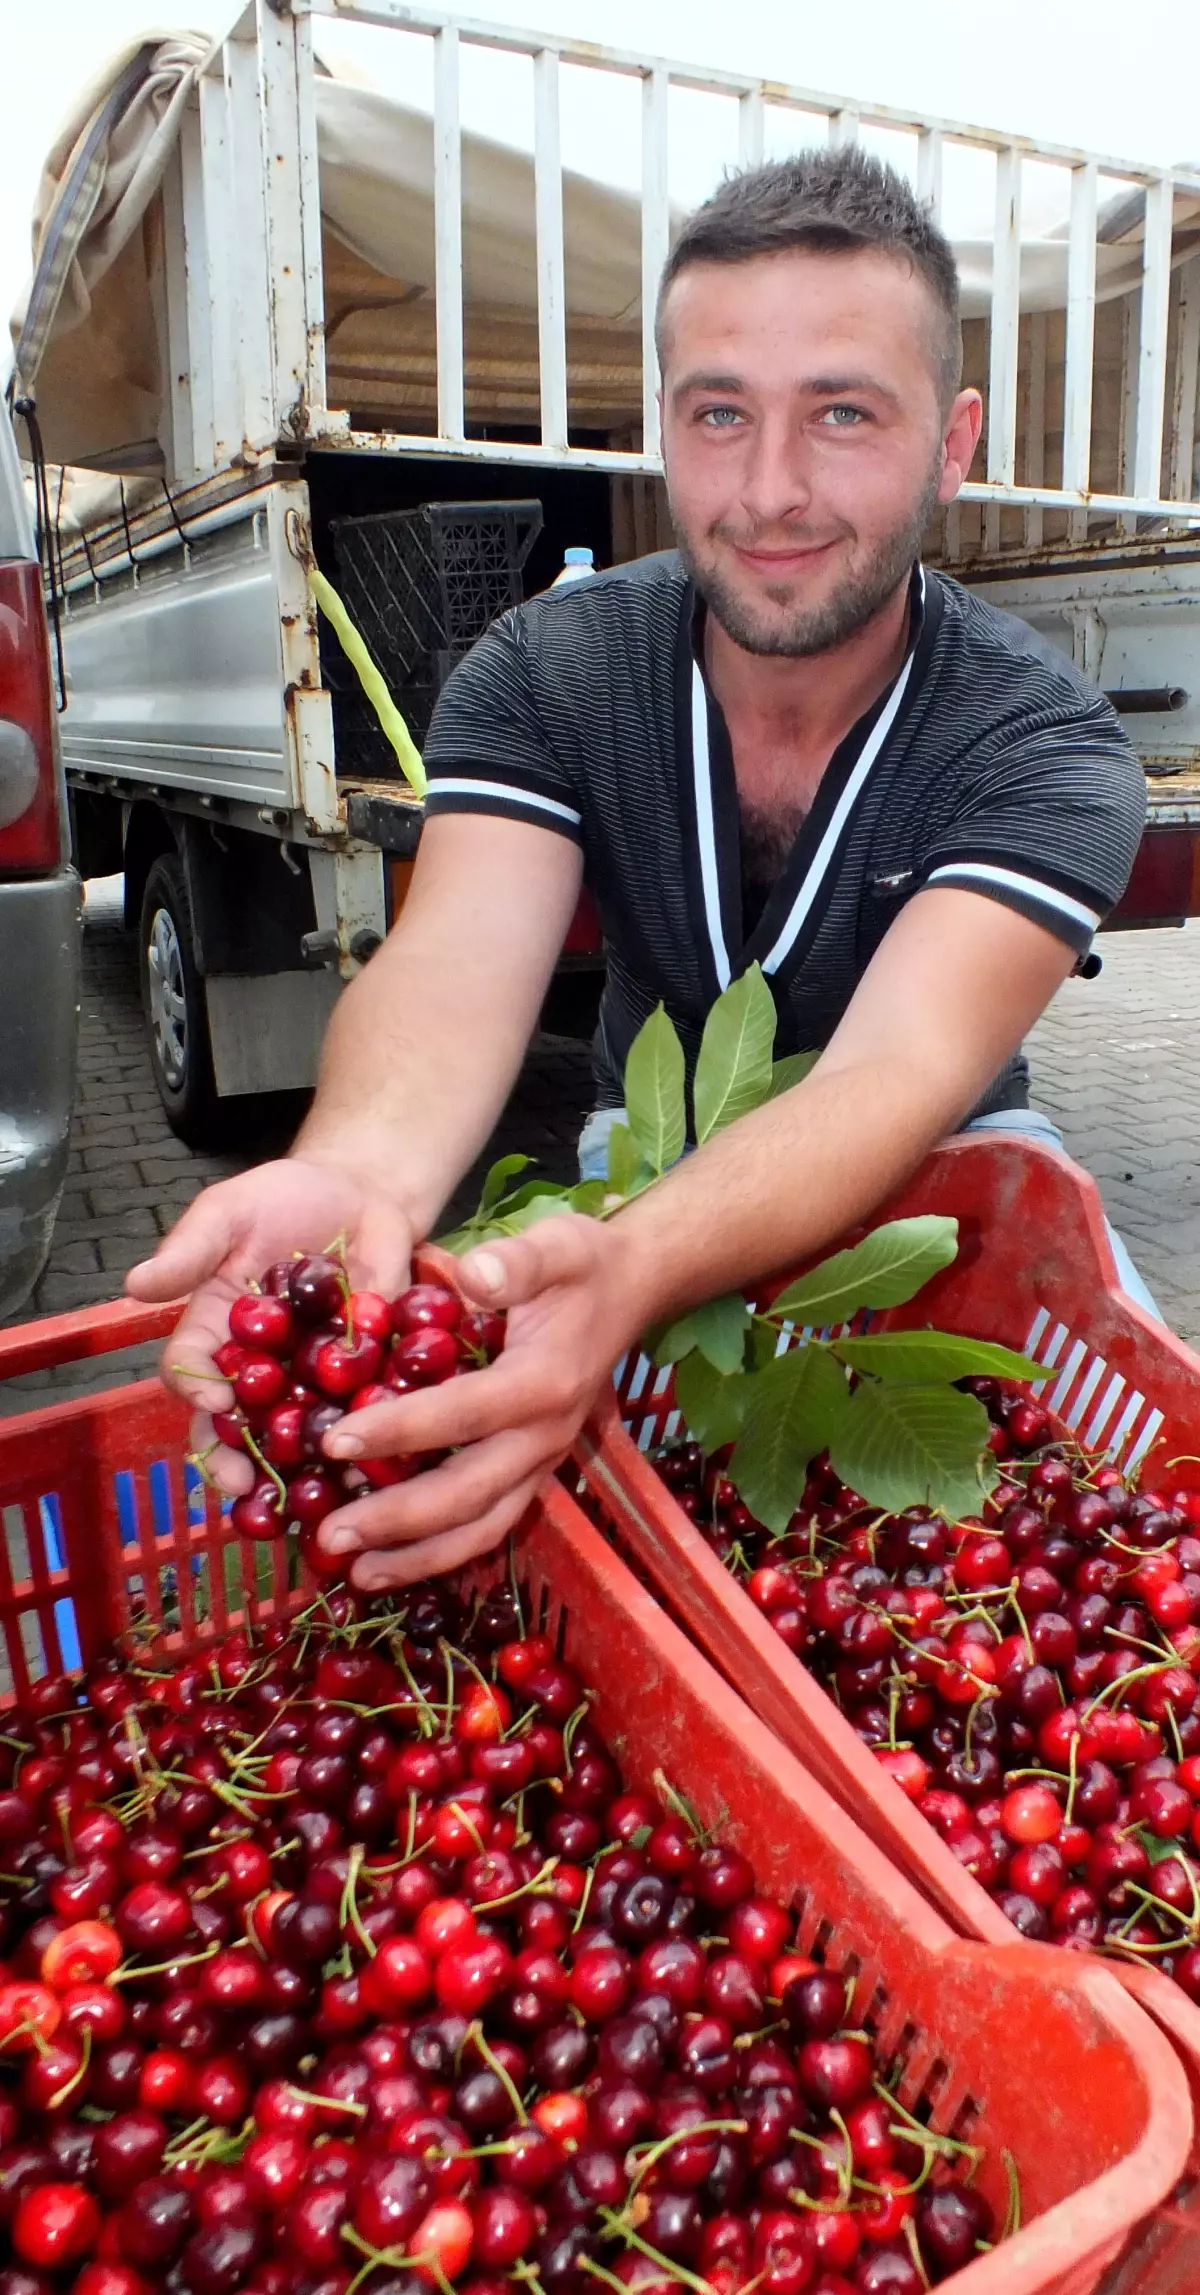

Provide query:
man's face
left=659, top=247, right=977, bottom=657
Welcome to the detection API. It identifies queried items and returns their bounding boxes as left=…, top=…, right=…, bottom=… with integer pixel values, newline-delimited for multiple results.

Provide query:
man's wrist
left=602, top=1201, right=681, bottom=1352
left=291, top=1122, right=439, bottom=1237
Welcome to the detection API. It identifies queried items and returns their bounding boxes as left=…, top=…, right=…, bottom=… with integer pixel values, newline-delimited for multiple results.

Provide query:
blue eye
left=699, top=406, right=743, bottom=427
left=821, top=405, right=866, bottom=426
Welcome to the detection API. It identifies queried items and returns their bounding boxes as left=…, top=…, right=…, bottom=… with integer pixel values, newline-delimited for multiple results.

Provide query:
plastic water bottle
left=551, top=546, right=595, bottom=586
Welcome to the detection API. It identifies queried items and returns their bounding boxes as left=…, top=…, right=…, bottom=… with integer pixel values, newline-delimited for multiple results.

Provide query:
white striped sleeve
left=919, top=707, right=1145, bottom=957
left=423, top=622, right=584, bottom=844
left=923, top=859, right=1104, bottom=952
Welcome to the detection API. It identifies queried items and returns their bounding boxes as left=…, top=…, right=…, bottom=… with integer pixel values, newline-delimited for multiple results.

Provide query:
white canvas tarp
left=10, top=28, right=1200, bottom=480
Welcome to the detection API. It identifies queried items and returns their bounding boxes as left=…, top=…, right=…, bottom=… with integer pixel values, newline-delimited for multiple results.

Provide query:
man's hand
left=124, top=1157, right=414, bottom=1494
left=314, top=1214, right=651, bottom=1592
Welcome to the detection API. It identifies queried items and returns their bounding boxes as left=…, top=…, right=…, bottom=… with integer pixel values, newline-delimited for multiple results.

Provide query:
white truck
left=10, top=2, right=1200, bottom=1140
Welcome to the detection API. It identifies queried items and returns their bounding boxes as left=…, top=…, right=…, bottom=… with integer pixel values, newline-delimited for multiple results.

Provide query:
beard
left=672, top=462, right=943, bottom=659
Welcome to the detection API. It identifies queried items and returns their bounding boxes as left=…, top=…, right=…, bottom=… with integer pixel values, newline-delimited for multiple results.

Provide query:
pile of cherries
left=652, top=1379, right=1200, bottom=1996
left=202, top=1255, right=505, bottom=1562
left=0, top=1581, right=1004, bottom=2295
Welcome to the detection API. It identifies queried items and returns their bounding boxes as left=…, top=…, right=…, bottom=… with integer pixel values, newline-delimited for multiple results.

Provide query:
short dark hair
left=656, top=148, right=962, bottom=407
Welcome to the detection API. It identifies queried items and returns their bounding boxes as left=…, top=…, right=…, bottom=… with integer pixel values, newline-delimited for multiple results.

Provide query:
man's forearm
left=294, top=938, right=522, bottom=1236
left=611, top=1052, right=957, bottom=1333
left=294, top=817, right=583, bottom=1237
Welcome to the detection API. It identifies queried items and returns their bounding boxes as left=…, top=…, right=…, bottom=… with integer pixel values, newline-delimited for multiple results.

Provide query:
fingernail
left=321, top=1528, right=358, bottom=1555
left=464, top=1248, right=505, bottom=1296
left=325, top=1434, right=363, bottom=1459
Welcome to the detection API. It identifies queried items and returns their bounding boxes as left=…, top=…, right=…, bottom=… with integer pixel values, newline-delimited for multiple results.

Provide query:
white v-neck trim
left=691, top=668, right=732, bottom=989
left=689, top=569, right=924, bottom=986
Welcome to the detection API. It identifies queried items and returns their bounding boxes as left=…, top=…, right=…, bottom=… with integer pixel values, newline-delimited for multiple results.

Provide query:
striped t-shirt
left=423, top=553, right=1145, bottom=1118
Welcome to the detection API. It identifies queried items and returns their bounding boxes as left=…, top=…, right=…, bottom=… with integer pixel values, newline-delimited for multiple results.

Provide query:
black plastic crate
left=327, top=499, right=543, bottom=768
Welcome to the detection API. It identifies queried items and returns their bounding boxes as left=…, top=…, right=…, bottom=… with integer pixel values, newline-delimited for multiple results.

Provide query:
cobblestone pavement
left=1027, top=925, right=1200, bottom=1346
left=4, top=881, right=1200, bottom=1410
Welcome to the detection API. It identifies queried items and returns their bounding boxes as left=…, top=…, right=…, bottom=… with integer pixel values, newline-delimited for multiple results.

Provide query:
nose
left=737, top=411, right=814, bottom=532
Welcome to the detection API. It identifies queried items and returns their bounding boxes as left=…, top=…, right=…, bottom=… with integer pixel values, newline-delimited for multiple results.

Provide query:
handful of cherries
left=0, top=1579, right=1006, bottom=2295
left=651, top=1377, right=1200, bottom=2000
left=202, top=1254, right=506, bottom=1569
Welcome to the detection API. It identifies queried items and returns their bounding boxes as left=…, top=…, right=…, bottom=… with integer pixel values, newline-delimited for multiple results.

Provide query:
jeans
left=575, top=1101, right=1162, bottom=1321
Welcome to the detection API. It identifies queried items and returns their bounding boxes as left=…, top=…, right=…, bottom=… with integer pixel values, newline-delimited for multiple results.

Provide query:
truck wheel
left=139, top=853, right=222, bottom=1146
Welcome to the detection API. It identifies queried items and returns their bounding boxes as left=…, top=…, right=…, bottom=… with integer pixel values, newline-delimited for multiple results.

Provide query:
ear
left=938, top=389, right=983, bottom=502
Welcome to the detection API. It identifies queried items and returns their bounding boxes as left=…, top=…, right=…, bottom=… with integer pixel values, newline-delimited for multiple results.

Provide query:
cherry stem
left=474, top=1856, right=560, bottom=1913
left=285, top=2083, right=367, bottom=2116
left=466, top=2019, right=528, bottom=2123
left=563, top=1699, right=591, bottom=1773
left=1064, top=1728, right=1081, bottom=1827
left=1, top=2017, right=51, bottom=2059
left=342, top=2226, right=450, bottom=2295
left=651, top=1766, right=708, bottom=1846
left=111, top=1939, right=220, bottom=1984
left=903, top=2216, right=932, bottom=2291
left=1001, top=2151, right=1022, bottom=2241
left=1004, top=1580, right=1035, bottom=1663
left=874, top=2082, right=983, bottom=2172
left=828, top=2107, right=855, bottom=2205
left=338, top=1842, right=377, bottom=1959
left=1083, top=1657, right=1173, bottom=1718
left=598, top=2208, right=716, bottom=2295
left=241, top=1430, right=288, bottom=1511
left=627, top=2118, right=747, bottom=2194
left=443, top=1799, right=487, bottom=1857
left=578, top=2259, right=633, bottom=2295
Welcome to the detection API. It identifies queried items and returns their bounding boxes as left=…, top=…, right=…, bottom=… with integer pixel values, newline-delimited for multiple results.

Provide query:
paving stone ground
left=4, top=879, right=1200, bottom=1409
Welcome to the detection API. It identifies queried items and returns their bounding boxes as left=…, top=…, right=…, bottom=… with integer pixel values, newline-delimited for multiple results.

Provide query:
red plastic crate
left=573, top=1133, right=1200, bottom=2294
left=0, top=1292, right=1194, bottom=2295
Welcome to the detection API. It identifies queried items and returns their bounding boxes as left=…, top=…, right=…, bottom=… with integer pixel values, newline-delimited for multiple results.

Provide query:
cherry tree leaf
left=675, top=1353, right=751, bottom=1452
left=497, top=1189, right=577, bottom=1235
left=769, top=1216, right=959, bottom=1326
left=729, top=1344, right=852, bottom=1533
left=606, top=1121, right=655, bottom=1199
left=649, top=1291, right=751, bottom=1374
left=828, top=1379, right=997, bottom=1522
left=768, top=1050, right=819, bottom=1098
left=475, top=1154, right=533, bottom=1221
left=693, top=964, right=777, bottom=1143
left=832, top=1332, right=1044, bottom=1384
left=625, top=1004, right=686, bottom=1176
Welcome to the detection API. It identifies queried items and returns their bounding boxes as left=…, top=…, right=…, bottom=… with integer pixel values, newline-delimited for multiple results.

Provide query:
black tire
left=139, top=851, right=223, bottom=1147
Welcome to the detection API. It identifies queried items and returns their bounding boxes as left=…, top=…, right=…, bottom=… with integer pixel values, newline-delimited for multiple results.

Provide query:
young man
left=128, top=151, right=1147, bottom=1591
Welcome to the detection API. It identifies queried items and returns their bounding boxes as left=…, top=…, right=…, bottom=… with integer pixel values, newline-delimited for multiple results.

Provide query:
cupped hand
left=313, top=1212, right=649, bottom=1592
left=124, top=1157, right=414, bottom=1492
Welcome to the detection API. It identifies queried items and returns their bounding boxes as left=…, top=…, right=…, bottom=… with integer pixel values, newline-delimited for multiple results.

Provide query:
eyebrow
left=671, top=369, right=902, bottom=408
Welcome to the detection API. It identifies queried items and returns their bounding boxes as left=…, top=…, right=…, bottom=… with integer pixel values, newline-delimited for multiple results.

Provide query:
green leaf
left=768, top=1050, right=820, bottom=1098
left=693, top=965, right=777, bottom=1143
left=476, top=1154, right=532, bottom=1221
left=827, top=1379, right=996, bottom=1523
left=498, top=1189, right=576, bottom=1234
left=1132, top=1825, right=1185, bottom=1867
left=624, top=1004, right=687, bottom=1176
left=728, top=1344, right=852, bottom=1533
left=675, top=1352, right=751, bottom=1451
left=486, top=1177, right=568, bottom=1219
left=832, top=1332, right=1045, bottom=1385
left=649, top=1292, right=751, bottom=1374
left=567, top=1179, right=608, bottom=1219
left=606, top=1121, right=655, bottom=1199
left=751, top=1317, right=786, bottom=1371
left=769, top=1216, right=960, bottom=1327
